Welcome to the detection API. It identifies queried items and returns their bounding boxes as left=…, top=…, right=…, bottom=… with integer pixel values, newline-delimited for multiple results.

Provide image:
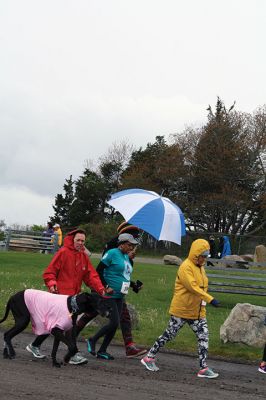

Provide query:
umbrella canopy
left=107, top=188, right=186, bottom=245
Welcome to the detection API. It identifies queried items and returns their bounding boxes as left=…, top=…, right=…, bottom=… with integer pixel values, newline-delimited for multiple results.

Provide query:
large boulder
left=163, top=255, right=182, bottom=266
left=222, top=255, right=249, bottom=268
left=254, top=245, right=266, bottom=266
left=220, top=303, right=266, bottom=347
left=240, top=254, right=254, bottom=262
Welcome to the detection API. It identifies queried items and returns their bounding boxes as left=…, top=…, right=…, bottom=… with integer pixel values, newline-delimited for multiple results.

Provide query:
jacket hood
left=63, top=229, right=85, bottom=252
left=188, top=239, right=210, bottom=262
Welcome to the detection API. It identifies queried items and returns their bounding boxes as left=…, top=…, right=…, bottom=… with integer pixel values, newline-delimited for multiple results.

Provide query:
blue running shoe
left=97, top=351, right=114, bottom=360
left=87, top=338, right=96, bottom=356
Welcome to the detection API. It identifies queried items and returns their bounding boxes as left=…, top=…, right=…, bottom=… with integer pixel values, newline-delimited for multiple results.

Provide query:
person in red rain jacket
left=26, top=229, right=110, bottom=365
left=43, top=229, right=105, bottom=296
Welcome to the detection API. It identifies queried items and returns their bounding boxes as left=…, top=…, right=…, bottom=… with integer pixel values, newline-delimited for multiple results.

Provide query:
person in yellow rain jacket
left=141, top=239, right=220, bottom=379
left=51, top=223, right=63, bottom=252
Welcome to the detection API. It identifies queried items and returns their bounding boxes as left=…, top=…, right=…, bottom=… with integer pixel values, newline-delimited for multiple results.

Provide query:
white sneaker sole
left=197, top=373, right=219, bottom=379
left=69, top=359, right=88, bottom=365
left=140, top=358, right=159, bottom=371
left=26, top=345, right=46, bottom=359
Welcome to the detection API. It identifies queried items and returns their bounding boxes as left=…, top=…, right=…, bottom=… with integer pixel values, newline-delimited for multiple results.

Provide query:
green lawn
left=0, top=251, right=264, bottom=361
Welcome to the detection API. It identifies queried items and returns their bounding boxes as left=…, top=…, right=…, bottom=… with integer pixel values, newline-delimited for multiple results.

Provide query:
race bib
left=201, top=300, right=207, bottom=306
left=121, top=281, right=130, bottom=294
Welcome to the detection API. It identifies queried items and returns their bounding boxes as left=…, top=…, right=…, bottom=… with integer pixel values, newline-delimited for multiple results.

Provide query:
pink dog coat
left=24, top=289, right=73, bottom=335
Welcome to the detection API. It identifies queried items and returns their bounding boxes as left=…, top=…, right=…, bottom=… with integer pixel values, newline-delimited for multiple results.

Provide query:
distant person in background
left=220, top=235, right=231, bottom=258
left=51, top=223, right=62, bottom=253
left=207, top=236, right=217, bottom=266
left=41, top=222, right=54, bottom=254
left=218, top=236, right=224, bottom=258
left=43, top=222, right=54, bottom=237
left=208, top=236, right=217, bottom=259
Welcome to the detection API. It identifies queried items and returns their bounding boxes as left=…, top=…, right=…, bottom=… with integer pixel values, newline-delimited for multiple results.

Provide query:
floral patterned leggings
left=147, top=316, right=209, bottom=369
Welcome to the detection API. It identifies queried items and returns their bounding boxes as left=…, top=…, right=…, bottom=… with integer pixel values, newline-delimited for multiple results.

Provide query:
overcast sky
left=0, top=0, right=265, bottom=227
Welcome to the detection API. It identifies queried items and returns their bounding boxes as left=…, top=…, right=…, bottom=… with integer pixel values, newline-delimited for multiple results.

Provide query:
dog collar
left=70, top=295, right=79, bottom=314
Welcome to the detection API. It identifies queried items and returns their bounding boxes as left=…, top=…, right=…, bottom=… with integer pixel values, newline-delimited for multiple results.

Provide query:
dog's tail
left=0, top=299, right=11, bottom=324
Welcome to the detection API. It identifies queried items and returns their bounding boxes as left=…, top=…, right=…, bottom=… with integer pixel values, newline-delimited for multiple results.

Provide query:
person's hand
left=132, top=280, right=143, bottom=293
left=49, top=285, right=58, bottom=294
left=105, top=286, right=114, bottom=295
left=210, top=299, right=220, bottom=307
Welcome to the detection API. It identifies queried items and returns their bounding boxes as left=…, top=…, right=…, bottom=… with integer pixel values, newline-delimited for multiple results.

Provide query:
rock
left=240, top=254, right=254, bottom=262
left=254, top=245, right=266, bottom=265
left=220, top=303, right=266, bottom=347
left=222, top=255, right=248, bottom=268
left=87, top=302, right=139, bottom=329
left=163, top=255, right=182, bottom=266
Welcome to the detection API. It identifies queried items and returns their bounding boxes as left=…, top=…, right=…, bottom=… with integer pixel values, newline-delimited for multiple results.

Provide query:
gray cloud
left=0, top=0, right=265, bottom=226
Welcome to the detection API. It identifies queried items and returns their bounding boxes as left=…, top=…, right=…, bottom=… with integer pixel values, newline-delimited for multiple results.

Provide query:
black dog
left=0, top=289, right=110, bottom=367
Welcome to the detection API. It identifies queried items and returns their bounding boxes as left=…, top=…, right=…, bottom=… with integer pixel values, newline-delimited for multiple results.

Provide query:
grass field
left=0, top=251, right=264, bottom=362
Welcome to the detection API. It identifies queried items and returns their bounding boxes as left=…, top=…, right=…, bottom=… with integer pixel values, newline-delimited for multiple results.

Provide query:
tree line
left=52, top=98, right=266, bottom=237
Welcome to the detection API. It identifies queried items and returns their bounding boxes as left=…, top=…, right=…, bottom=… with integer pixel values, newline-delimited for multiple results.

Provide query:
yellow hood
left=188, top=239, right=210, bottom=263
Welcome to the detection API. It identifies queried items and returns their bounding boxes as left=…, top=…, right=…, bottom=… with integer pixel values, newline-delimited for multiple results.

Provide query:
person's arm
left=178, top=265, right=213, bottom=303
left=83, top=259, right=108, bottom=295
left=96, top=261, right=108, bottom=287
left=43, top=251, right=63, bottom=292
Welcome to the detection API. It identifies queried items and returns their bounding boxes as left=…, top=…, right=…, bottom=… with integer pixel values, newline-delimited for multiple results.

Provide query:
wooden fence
left=206, top=258, right=266, bottom=296
left=3, top=230, right=57, bottom=253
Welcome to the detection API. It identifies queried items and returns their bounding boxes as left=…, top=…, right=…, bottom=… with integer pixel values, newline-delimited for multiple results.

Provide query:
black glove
left=131, top=280, right=143, bottom=293
left=210, top=299, right=220, bottom=307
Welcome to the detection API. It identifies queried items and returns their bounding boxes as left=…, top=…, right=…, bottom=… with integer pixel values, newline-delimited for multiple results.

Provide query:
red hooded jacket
left=43, top=230, right=105, bottom=296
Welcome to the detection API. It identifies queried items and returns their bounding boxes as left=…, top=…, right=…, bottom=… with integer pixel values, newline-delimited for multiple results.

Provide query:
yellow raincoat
left=169, top=239, right=214, bottom=320
left=51, top=227, right=63, bottom=247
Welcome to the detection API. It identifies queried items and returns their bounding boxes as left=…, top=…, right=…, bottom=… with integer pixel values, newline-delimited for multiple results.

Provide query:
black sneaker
left=97, top=351, right=114, bottom=360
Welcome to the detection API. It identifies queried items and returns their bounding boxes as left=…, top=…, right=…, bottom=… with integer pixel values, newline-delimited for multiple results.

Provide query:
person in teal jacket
left=87, top=233, right=139, bottom=360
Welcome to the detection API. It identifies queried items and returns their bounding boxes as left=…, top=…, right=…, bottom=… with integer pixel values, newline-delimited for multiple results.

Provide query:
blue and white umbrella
left=107, top=188, right=186, bottom=245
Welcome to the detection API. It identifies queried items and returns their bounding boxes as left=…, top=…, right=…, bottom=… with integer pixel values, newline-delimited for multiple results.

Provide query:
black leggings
left=76, top=300, right=133, bottom=346
left=90, top=298, right=123, bottom=353
left=263, top=343, right=266, bottom=362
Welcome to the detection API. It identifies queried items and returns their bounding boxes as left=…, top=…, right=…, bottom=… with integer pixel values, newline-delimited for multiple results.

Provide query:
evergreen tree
left=51, top=175, right=75, bottom=226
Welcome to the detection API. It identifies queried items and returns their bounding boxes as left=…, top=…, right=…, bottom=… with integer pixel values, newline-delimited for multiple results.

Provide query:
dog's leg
left=51, top=327, right=78, bottom=366
left=51, top=333, right=61, bottom=368
left=2, top=291, right=30, bottom=360
left=3, top=338, right=16, bottom=359
left=31, top=333, right=50, bottom=348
